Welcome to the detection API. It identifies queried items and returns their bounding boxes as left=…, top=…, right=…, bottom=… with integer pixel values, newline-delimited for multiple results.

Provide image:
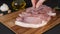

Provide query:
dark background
left=0, top=23, right=15, bottom=34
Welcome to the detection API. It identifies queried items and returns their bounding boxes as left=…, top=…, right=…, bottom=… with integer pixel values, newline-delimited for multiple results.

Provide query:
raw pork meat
left=15, top=5, right=56, bottom=28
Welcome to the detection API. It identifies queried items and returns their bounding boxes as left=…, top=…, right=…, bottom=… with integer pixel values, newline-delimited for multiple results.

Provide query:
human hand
left=31, top=0, right=45, bottom=8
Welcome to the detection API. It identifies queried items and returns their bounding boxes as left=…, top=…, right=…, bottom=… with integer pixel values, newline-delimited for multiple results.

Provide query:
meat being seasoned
left=15, top=5, right=56, bottom=28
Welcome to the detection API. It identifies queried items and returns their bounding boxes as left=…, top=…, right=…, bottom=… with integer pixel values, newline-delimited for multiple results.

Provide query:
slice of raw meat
left=15, top=5, right=56, bottom=28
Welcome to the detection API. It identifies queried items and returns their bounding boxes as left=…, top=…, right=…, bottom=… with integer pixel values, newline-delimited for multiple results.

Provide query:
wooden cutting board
left=0, top=10, right=60, bottom=34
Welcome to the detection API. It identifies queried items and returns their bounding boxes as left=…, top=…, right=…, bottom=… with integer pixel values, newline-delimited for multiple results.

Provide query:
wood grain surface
left=0, top=10, right=60, bottom=34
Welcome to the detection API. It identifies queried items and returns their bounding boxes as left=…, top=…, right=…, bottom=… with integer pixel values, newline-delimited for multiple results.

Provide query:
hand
left=31, top=0, right=45, bottom=8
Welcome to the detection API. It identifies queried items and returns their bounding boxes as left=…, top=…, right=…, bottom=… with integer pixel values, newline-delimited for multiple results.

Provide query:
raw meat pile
left=15, top=5, right=56, bottom=28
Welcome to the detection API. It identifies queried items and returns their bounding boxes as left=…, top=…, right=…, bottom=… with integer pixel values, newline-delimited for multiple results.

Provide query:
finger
left=31, top=0, right=37, bottom=8
left=36, top=0, right=45, bottom=8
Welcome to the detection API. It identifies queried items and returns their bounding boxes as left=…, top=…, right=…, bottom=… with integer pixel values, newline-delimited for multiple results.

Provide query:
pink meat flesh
left=16, top=5, right=54, bottom=24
